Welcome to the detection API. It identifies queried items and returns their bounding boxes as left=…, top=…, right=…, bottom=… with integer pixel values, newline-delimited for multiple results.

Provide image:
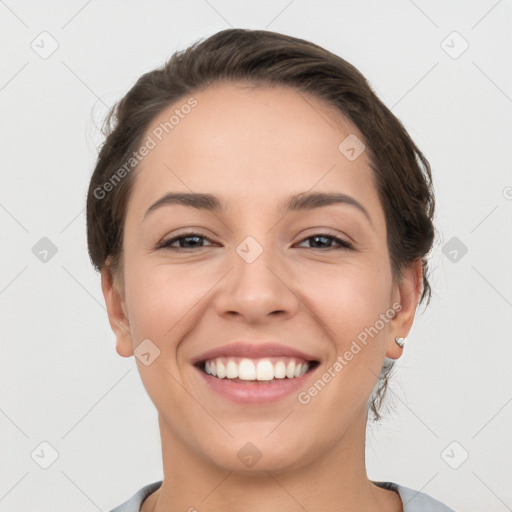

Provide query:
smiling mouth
left=196, top=356, right=320, bottom=383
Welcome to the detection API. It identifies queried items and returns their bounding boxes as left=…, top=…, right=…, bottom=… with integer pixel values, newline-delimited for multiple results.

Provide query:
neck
left=143, top=409, right=402, bottom=512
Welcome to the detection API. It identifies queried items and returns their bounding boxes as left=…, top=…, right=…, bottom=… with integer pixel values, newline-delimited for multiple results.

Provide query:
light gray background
left=1, top=1, right=511, bottom=511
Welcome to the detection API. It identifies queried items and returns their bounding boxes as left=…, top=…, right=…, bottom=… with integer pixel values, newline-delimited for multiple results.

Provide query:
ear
left=385, top=259, right=423, bottom=360
left=100, top=263, right=134, bottom=358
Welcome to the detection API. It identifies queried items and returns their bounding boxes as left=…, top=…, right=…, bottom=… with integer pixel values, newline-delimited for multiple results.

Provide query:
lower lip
left=195, top=366, right=318, bottom=404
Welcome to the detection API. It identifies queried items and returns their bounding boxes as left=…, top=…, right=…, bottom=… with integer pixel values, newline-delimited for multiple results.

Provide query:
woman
left=87, top=28, right=455, bottom=512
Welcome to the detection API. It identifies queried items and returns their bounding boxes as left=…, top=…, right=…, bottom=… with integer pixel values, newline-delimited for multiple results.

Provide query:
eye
left=296, top=233, right=353, bottom=250
left=157, top=232, right=216, bottom=250
left=157, top=232, right=353, bottom=251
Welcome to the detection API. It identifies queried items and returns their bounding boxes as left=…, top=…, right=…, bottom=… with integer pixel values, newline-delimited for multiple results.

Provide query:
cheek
left=305, top=260, right=393, bottom=340
left=301, top=258, right=393, bottom=402
left=296, top=267, right=393, bottom=417
left=123, top=260, right=215, bottom=347
left=122, top=262, right=210, bottom=406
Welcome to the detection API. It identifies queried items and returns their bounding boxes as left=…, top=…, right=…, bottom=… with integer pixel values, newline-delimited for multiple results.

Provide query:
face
left=102, top=82, right=420, bottom=474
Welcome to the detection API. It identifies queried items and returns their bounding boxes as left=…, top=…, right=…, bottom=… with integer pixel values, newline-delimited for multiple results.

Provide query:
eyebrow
left=143, top=191, right=373, bottom=225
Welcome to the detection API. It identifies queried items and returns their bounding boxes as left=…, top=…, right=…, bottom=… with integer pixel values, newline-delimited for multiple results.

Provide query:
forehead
left=127, top=82, right=382, bottom=223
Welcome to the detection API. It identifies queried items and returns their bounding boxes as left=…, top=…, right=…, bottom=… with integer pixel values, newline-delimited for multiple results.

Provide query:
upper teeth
left=204, top=357, right=309, bottom=381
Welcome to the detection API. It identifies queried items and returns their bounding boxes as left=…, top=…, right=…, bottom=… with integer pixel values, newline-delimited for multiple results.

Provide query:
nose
left=214, top=240, right=300, bottom=324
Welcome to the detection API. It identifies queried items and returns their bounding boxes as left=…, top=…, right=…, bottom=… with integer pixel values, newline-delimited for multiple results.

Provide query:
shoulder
left=110, top=480, right=456, bottom=512
left=108, top=481, right=163, bottom=512
left=374, top=481, right=456, bottom=511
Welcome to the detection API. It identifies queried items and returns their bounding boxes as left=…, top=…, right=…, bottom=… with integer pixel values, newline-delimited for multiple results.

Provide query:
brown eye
left=297, top=234, right=353, bottom=250
left=158, top=233, right=215, bottom=250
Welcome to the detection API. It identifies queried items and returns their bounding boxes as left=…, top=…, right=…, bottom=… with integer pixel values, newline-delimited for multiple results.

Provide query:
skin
left=101, top=82, right=422, bottom=512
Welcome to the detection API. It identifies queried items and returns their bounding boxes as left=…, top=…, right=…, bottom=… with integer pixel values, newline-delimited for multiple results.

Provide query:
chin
left=200, top=437, right=315, bottom=476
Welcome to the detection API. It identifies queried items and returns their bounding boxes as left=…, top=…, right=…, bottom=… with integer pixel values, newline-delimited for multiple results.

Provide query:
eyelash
left=157, top=231, right=354, bottom=251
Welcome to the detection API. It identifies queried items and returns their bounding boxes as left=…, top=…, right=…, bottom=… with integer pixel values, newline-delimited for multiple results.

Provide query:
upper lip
left=192, top=342, right=319, bottom=365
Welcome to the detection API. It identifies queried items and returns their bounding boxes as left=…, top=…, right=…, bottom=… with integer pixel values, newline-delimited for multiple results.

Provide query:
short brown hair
left=86, top=28, right=435, bottom=421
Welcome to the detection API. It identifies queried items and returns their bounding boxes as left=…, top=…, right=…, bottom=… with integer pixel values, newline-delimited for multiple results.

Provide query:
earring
left=395, top=337, right=406, bottom=348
